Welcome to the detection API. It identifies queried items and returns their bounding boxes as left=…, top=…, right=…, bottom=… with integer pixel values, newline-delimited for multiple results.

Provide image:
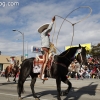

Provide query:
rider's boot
left=40, top=74, right=48, bottom=80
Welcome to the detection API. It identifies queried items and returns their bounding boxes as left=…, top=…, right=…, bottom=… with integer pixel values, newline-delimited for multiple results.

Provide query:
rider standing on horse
left=6, top=56, right=16, bottom=69
left=38, top=16, right=55, bottom=80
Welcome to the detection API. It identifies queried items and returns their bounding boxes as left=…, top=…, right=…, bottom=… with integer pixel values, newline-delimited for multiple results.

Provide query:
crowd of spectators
left=87, top=56, right=100, bottom=79
left=68, top=56, right=100, bottom=79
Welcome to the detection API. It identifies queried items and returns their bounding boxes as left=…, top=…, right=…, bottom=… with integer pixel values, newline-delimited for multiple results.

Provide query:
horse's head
left=73, top=44, right=87, bottom=66
left=59, top=44, right=87, bottom=66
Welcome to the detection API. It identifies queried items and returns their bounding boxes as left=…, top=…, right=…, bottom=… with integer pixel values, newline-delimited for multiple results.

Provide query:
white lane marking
left=0, top=92, right=18, bottom=97
left=0, top=92, right=48, bottom=100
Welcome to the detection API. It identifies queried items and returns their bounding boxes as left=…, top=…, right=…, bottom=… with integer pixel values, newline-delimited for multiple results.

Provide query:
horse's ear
left=79, top=44, right=81, bottom=48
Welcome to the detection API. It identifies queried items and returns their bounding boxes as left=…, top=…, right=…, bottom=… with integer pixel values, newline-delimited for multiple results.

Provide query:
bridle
left=75, top=48, right=83, bottom=69
left=54, top=48, right=84, bottom=68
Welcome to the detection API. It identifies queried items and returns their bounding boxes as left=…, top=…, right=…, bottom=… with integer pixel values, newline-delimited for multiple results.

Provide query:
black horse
left=17, top=44, right=87, bottom=100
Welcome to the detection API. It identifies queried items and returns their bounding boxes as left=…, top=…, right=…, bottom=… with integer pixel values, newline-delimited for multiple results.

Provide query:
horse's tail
left=17, top=79, right=24, bottom=93
left=17, top=64, right=24, bottom=94
left=17, top=57, right=35, bottom=94
left=5, top=66, right=9, bottom=78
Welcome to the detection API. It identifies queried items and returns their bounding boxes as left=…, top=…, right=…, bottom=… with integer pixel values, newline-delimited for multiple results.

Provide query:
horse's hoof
left=57, top=97, right=61, bottom=100
left=13, top=80, right=16, bottom=82
left=61, top=91, right=68, bottom=96
left=35, top=98, right=40, bottom=100
left=22, top=90, right=25, bottom=93
left=18, top=97, right=22, bottom=100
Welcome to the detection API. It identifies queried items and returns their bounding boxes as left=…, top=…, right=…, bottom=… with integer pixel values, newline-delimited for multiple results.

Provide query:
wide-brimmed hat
left=10, top=56, right=15, bottom=58
left=38, top=23, right=49, bottom=33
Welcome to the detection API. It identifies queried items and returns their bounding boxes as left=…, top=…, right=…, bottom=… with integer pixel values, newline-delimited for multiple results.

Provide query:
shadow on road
left=22, top=82, right=98, bottom=100
left=63, top=82, right=97, bottom=100
left=0, top=82, right=17, bottom=86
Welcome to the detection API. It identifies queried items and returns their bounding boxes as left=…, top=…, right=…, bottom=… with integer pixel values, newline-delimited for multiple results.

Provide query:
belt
left=42, top=47, right=49, bottom=52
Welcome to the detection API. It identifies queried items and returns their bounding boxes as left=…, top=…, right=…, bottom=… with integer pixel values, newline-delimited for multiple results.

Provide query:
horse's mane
left=53, top=47, right=80, bottom=61
left=59, top=45, right=86, bottom=57
left=59, top=47, right=80, bottom=57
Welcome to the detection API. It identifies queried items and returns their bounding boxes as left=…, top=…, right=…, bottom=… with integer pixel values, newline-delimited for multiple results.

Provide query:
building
left=0, top=55, right=22, bottom=71
left=65, top=43, right=91, bottom=52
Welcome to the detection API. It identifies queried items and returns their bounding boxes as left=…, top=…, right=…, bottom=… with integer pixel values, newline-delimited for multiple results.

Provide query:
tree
left=90, top=43, right=100, bottom=57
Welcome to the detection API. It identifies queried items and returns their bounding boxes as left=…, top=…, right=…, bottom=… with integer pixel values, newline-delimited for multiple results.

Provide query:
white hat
left=38, top=23, right=49, bottom=33
left=10, top=56, right=15, bottom=58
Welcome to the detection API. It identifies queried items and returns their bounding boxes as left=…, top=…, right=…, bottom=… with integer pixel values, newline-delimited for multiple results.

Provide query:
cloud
left=0, top=16, right=14, bottom=24
left=0, top=0, right=100, bottom=57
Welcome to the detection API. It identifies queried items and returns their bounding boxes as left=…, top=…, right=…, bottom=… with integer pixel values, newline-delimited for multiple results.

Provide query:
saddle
left=33, top=43, right=56, bottom=73
left=33, top=54, right=53, bottom=73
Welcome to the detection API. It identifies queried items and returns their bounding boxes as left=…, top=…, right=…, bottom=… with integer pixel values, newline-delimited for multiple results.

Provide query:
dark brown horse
left=5, top=60, right=20, bottom=82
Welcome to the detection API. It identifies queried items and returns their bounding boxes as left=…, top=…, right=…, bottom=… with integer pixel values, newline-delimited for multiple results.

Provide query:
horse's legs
left=61, top=76, right=72, bottom=96
left=17, top=76, right=26, bottom=100
left=30, top=76, right=40, bottom=100
left=17, top=71, right=30, bottom=100
left=56, top=77, right=61, bottom=100
left=5, top=67, right=10, bottom=82
left=13, top=67, right=20, bottom=83
left=6, top=73, right=10, bottom=82
left=13, top=72, right=17, bottom=83
left=13, top=76, right=16, bottom=82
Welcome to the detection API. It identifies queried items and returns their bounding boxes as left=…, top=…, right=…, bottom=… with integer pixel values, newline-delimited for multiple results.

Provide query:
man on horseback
left=6, top=56, right=16, bottom=70
left=38, top=16, right=55, bottom=80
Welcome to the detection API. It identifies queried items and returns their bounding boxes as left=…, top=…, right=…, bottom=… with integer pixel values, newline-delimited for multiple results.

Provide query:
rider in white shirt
left=6, top=56, right=16, bottom=68
left=38, top=16, right=55, bottom=80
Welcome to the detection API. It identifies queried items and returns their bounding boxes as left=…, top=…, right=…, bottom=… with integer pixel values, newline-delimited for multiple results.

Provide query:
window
left=0, top=64, right=3, bottom=71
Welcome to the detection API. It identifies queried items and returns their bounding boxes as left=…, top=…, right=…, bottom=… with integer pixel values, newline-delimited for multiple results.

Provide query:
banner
left=31, top=46, right=41, bottom=53
left=65, top=43, right=91, bottom=51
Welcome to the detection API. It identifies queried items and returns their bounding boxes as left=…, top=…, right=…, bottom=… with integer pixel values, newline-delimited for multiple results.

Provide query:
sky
left=0, top=0, right=100, bottom=58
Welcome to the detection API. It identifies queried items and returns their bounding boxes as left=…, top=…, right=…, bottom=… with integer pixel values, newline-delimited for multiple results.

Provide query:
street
left=0, top=77, right=100, bottom=100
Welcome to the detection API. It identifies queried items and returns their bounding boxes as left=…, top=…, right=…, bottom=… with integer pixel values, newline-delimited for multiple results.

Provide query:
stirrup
left=40, top=74, right=48, bottom=80
left=42, top=77, right=48, bottom=80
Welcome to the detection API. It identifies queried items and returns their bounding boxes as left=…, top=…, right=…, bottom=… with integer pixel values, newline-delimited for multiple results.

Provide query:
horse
left=17, top=44, right=87, bottom=100
left=5, top=60, right=20, bottom=82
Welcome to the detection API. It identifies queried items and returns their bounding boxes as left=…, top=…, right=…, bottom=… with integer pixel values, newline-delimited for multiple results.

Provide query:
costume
left=40, top=22, right=54, bottom=48
left=38, top=17, right=55, bottom=80
left=6, top=57, right=16, bottom=68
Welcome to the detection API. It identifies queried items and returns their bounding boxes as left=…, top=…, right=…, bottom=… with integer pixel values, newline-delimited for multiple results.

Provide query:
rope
left=52, top=6, right=92, bottom=57
left=52, top=20, right=56, bottom=43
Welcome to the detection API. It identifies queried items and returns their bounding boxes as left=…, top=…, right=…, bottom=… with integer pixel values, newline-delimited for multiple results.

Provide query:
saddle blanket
left=33, top=65, right=41, bottom=73
left=33, top=54, right=53, bottom=73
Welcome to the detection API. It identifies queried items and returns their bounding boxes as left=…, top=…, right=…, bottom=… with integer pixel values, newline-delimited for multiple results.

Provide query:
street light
left=12, top=30, right=24, bottom=61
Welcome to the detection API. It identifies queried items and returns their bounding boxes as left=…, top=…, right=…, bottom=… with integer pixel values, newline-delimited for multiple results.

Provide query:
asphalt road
left=0, top=77, right=100, bottom=100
